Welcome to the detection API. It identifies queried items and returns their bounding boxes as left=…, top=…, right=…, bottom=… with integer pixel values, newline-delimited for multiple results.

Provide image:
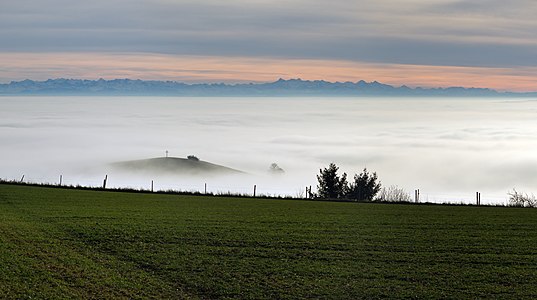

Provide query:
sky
left=1, top=0, right=537, bottom=91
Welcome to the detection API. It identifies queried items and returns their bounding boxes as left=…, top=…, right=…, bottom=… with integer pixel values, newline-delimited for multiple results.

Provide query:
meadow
left=1, top=183, right=537, bottom=299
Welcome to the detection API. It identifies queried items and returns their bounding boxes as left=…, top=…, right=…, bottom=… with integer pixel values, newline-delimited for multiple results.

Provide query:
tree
left=268, top=163, right=285, bottom=174
left=187, top=155, right=199, bottom=161
left=508, top=189, right=537, bottom=208
left=316, top=163, right=348, bottom=199
left=346, top=168, right=381, bottom=201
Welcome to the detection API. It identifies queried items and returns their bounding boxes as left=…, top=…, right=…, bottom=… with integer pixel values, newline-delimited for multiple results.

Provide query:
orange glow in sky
left=2, top=53, right=537, bottom=92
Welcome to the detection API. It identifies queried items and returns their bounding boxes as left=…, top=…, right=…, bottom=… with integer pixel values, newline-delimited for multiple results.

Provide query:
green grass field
left=1, top=183, right=537, bottom=299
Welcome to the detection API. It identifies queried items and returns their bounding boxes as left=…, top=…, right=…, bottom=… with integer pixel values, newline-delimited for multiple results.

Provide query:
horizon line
left=2, top=53, right=537, bottom=93
left=3, top=77, right=529, bottom=93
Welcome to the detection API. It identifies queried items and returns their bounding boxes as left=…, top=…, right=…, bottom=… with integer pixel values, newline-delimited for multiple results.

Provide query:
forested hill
left=0, top=78, right=533, bottom=97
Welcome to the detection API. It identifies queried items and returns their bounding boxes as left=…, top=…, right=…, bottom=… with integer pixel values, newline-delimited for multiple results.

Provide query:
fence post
left=103, top=175, right=107, bottom=189
left=205, top=183, right=207, bottom=194
left=476, top=192, right=479, bottom=205
left=20, top=175, right=25, bottom=183
left=253, top=185, right=257, bottom=197
left=59, top=175, right=62, bottom=186
left=151, top=180, right=154, bottom=192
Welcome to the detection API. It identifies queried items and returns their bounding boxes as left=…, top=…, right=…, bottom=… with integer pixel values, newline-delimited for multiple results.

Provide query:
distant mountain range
left=1, top=78, right=535, bottom=97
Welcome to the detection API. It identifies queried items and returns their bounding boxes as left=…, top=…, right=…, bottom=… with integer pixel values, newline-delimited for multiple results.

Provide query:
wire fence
left=1, top=173, right=513, bottom=205
left=1, top=174, right=298, bottom=197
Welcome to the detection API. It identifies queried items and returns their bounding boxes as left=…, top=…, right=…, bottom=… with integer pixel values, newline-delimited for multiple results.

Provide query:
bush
left=508, top=189, right=537, bottom=208
left=375, top=185, right=412, bottom=202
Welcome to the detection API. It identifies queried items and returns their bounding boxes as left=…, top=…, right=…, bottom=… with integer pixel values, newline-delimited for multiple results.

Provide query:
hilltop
left=1, top=78, right=533, bottom=97
left=111, top=156, right=245, bottom=176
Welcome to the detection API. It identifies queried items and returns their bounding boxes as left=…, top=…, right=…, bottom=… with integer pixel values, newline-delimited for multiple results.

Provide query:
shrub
left=508, top=189, right=537, bottom=208
left=375, top=185, right=412, bottom=202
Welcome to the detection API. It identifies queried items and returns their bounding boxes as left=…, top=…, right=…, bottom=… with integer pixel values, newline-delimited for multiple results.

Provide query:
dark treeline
left=315, top=163, right=381, bottom=201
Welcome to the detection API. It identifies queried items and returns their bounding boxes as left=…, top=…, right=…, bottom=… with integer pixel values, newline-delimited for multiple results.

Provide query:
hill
left=111, top=156, right=245, bottom=176
left=2, top=78, right=533, bottom=97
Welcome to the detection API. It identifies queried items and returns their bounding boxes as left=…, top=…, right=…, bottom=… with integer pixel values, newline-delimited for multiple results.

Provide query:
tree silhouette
left=187, top=155, right=199, bottom=161
left=316, top=163, right=348, bottom=199
left=347, top=168, right=381, bottom=201
left=268, top=163, right=285, bottom=174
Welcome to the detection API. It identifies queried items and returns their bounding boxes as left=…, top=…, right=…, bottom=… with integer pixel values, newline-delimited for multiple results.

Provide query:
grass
left=112, top=156, right=246, bottom=175
left=1, top=183, right=537, bottom=299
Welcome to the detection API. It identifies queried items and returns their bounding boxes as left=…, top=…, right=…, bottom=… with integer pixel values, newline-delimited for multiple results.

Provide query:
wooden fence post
left=103, top=175, right=107, bottom=189
left=253, top=185, right=257, bottom=197
left=59, top=175, right=62, bottom=186
left=20, top=175, right=24, bottom=183
left=205, top=183, right=207, bottom=194
left=151, top=180, right=154, bottom=192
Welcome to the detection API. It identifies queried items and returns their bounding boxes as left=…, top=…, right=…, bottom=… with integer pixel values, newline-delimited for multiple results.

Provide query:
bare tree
left=375, top=185, right=412, bottom=202
left=508, top=189, right=537, bottom=208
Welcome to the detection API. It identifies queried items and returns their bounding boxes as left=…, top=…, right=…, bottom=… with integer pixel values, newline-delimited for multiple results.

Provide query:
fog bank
left=2, top=96, right=537, bottom=204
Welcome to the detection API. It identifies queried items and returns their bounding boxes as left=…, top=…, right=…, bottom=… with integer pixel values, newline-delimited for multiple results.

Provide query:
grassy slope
left=111, top=157, right=245, bottom=175
left=1, top=184, right=537, bottom=299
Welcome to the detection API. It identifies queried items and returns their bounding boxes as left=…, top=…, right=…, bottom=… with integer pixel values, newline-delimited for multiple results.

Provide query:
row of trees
left=316, top=164, right=536, bottom=206
left=316, top=163, right=382, bottom=201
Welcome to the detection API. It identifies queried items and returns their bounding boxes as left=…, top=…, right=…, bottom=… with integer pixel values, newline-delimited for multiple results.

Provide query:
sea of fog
left=2, top=96, right=537, bottom=204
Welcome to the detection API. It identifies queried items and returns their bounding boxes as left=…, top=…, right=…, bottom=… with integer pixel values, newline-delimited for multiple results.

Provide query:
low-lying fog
left=2, top=96, right=537, bottom=204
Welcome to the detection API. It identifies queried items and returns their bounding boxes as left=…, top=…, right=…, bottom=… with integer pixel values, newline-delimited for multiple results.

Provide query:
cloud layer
left=1, top=0, right=537, bottom=88
left=2, top=96, right=537, bottom=204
